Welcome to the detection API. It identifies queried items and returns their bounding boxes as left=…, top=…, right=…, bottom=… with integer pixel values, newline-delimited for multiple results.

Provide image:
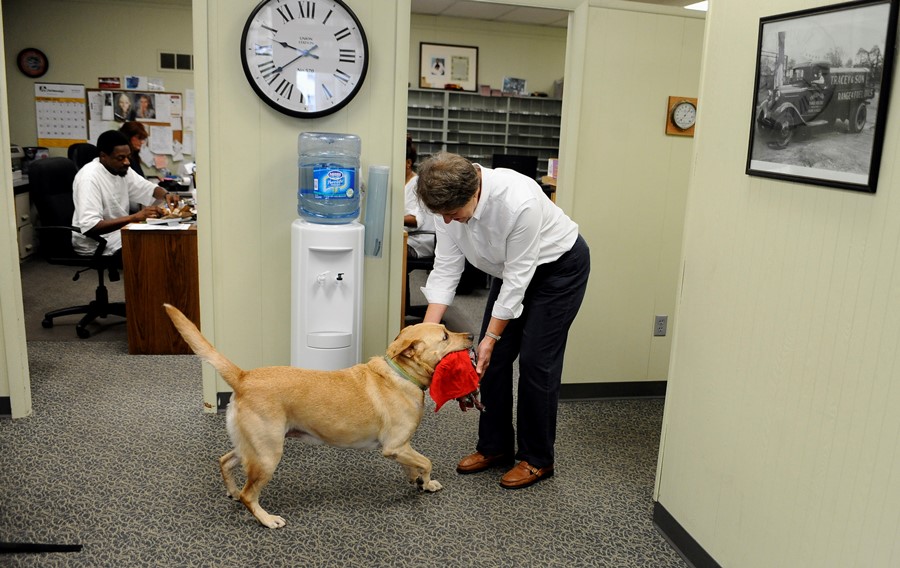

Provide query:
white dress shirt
left=422, top=165, right=578, bottom=320
left=71, top=158, right=159, bottom=255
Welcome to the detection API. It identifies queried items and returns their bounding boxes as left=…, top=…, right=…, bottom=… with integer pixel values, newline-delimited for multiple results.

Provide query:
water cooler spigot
left=316, top=271, right=331, bottom=285
left=336, top=272, right=344, bottom=281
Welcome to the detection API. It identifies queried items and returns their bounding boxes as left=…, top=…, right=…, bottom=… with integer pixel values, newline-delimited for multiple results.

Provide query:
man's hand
left=164, top=193, right=180, bottom=209
left=133, top=205, right=164, bottom=222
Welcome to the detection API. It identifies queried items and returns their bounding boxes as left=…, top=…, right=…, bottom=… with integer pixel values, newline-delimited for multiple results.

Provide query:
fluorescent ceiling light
left=685, top=1, right=708, bottom=11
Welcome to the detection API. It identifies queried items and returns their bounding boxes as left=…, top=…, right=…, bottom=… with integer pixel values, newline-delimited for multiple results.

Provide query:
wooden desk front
left=121, top=225, right=199, bottom=354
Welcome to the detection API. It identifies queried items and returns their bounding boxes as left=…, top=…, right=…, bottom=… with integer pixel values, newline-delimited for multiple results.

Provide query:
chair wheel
left=76, top=326, right=90, bottom=339
left=41, top=318, right=53, bottom=329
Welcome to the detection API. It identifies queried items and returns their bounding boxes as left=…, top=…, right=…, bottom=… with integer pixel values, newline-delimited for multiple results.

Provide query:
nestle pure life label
left=312, top=167, right=355, bottom=199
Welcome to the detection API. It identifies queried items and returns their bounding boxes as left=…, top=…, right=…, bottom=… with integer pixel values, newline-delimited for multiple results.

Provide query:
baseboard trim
left=560, top=381, right=666, bottom=400
left=653, top=501, right=721, bottom=568
left=0, top=397, right=10, bottom=417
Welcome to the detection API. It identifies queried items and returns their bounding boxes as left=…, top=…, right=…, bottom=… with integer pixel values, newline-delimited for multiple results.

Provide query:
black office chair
left=67, top=142, right=99, bottom=170
left=28, top=157, right=127, bottom=339
left=405, top=230, right=436, bottom=324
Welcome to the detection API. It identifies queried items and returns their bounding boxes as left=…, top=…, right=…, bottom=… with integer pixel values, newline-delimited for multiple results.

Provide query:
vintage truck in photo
left=754, top=61, right=875, bottom=148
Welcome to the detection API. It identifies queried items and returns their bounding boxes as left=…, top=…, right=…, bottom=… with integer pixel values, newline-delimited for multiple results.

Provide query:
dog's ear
left=387, top=333, right=419, bottom=360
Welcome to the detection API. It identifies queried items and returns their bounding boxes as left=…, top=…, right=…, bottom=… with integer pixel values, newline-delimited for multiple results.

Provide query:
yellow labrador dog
left=164, top=304, right=472, bottom=529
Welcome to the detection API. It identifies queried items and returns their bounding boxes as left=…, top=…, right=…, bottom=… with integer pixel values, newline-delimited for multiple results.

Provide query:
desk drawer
left=18, top=224, right=35, bottom=259
left=14, top=192, right=31, bottom=229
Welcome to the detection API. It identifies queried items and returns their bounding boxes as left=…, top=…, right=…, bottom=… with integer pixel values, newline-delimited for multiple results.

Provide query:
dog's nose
left=467, top=333, right=475, bottom=342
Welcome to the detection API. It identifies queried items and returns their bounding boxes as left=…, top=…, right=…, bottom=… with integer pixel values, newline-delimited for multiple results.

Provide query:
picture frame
left=419, top=42, right=478, bottom=92
left=746, top=0, right=898, bottom=193
left=502, top=77, right=527, bottom=96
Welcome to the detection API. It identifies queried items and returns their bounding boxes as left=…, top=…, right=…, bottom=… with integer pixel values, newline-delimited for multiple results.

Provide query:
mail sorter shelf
left=407, top=89, right=561, bottom=176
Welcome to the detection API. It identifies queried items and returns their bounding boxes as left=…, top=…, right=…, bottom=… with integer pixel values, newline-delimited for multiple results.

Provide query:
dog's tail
left=163, top=303, right=244, bottom=390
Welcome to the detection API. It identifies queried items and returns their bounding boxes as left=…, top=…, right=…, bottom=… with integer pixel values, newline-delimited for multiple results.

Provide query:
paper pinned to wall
left=139, top=144, right=153, bottom=166
left=182, top=131, right=194, bottom=155
left=168, top=94, right=182, bottom=117
left=153, top=154, right=169, bottom=169
left=182, top=89, right=195, bottom=130
left=35, top=83, right=88, bottom=147
left=125, top=76, right=147, bottom=90
left=172, top=140, right=184, bottom=163
left=148, top=125, right=174, bottom=154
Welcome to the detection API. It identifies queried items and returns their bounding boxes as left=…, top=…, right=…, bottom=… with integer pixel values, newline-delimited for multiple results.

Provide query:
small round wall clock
left=17, top=48, right=49, bottom=78
left=665, top=96, right=698, bottom=137
left=671, top=100, right=697, bottom=130
left=240, top=0, right=369, bottom=119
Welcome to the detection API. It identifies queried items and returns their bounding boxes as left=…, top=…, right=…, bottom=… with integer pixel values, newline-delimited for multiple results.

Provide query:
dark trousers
left=476, top=234, right=590, bottom=468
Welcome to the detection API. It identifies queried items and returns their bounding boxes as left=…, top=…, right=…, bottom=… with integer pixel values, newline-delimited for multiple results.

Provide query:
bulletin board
left=85, top=88, right=193, bottom=172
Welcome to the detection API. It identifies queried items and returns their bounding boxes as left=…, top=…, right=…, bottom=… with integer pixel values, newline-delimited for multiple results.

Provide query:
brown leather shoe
left=499, top=461, right=554, bottom=489
left=456, top=451, right=514, bottom=474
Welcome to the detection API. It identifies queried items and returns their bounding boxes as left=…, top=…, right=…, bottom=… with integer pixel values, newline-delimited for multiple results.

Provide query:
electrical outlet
left=653, top=315, right=668, bottom=337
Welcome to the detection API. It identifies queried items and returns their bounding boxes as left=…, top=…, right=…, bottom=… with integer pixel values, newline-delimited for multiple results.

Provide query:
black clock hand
left=277, top=44, right=320, bottom=71
left=275, top=41, right=320, bottom=60
left=276, top=40, right=302, bottom=52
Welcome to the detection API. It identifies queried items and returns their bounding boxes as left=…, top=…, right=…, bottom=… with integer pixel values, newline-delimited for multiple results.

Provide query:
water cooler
left=290, top=219, right=364, bottom=369
left=291, top=132, right=380, bottom=371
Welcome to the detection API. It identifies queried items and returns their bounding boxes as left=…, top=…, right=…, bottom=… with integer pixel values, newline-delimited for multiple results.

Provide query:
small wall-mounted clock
left=665, top=96, right=698, bottom=137
left=17, top=48, right=49, bottom=78
left=240, top=0, right=369, bottom=119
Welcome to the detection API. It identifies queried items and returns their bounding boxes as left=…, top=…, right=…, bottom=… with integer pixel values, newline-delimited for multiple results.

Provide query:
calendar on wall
left=34, top=83, right=87, bottom=147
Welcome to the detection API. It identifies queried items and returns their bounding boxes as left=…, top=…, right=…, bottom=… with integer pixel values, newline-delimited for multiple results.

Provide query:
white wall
left=656, top=1, right=900, bottom=566
left=563, top=2, right=704, bottom=383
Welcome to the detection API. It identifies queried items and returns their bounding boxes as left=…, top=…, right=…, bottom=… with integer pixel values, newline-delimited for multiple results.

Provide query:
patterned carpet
left=1, top=341, right=686, bottom=567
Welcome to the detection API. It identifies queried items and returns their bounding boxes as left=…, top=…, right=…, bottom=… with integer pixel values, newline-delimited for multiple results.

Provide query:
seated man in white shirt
left=404, top=179, right=436, bottom=259
left=72, top=130, right=180, bottom=259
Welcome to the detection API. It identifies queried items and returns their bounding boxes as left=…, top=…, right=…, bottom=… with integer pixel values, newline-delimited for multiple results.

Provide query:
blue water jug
left=297, top=132, right=361, bottom=224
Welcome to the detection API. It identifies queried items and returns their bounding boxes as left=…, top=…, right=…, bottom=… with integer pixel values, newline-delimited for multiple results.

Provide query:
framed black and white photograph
left=419, top=42, right=478, bottom=92
left=746, top=0, right=898, bottom=193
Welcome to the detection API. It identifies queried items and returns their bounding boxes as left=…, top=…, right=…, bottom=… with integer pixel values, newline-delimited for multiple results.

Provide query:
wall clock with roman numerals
left=241, top=0, right=369, bottom=118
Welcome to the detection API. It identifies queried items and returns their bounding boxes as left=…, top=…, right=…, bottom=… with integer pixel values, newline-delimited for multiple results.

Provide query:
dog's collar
left=384, top=357, right=427, bottom=391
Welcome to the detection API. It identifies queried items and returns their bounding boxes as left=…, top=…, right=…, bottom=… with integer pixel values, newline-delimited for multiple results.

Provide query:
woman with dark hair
left=119, top=121, right=149, bottom=177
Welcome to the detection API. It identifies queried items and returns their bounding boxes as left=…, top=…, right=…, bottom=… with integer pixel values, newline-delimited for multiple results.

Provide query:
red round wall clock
left=17, top=48, right=49, bottom=78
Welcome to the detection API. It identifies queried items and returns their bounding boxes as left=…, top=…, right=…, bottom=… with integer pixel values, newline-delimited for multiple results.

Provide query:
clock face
left=17, top=48, right=48, bottom=78
left=671, top=101, right=697, bottom=130
left=240, top=0, right=369, bottom=118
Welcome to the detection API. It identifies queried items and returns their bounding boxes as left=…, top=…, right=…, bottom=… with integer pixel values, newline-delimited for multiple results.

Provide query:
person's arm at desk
left=85, top=204, right=164, bottom=238
left=151, top=186, right=182, bottom=209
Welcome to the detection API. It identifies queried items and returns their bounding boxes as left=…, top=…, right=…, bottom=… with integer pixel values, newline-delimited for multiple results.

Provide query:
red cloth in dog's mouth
left=430, top=350, right=480, bottom=412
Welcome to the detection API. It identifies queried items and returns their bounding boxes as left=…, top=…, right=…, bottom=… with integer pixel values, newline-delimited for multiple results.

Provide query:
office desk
left=121, top=224, right=199, bottom=354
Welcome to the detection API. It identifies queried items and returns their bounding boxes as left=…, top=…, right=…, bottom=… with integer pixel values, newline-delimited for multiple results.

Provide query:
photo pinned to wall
left=746, top=0, right=899, bottom=193
left=113, top=91, right=134, bottom=121
left=502, top=77, right=527, bottom=95
left=134, top=93, right=156, bottom=120
left=419, top=42, right=478, bottom=92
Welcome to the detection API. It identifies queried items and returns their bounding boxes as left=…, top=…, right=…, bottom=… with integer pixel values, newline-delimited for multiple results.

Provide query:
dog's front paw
left=421, top=479, right=442, bottom=492
left=258, top=513, right=287, bottom=529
